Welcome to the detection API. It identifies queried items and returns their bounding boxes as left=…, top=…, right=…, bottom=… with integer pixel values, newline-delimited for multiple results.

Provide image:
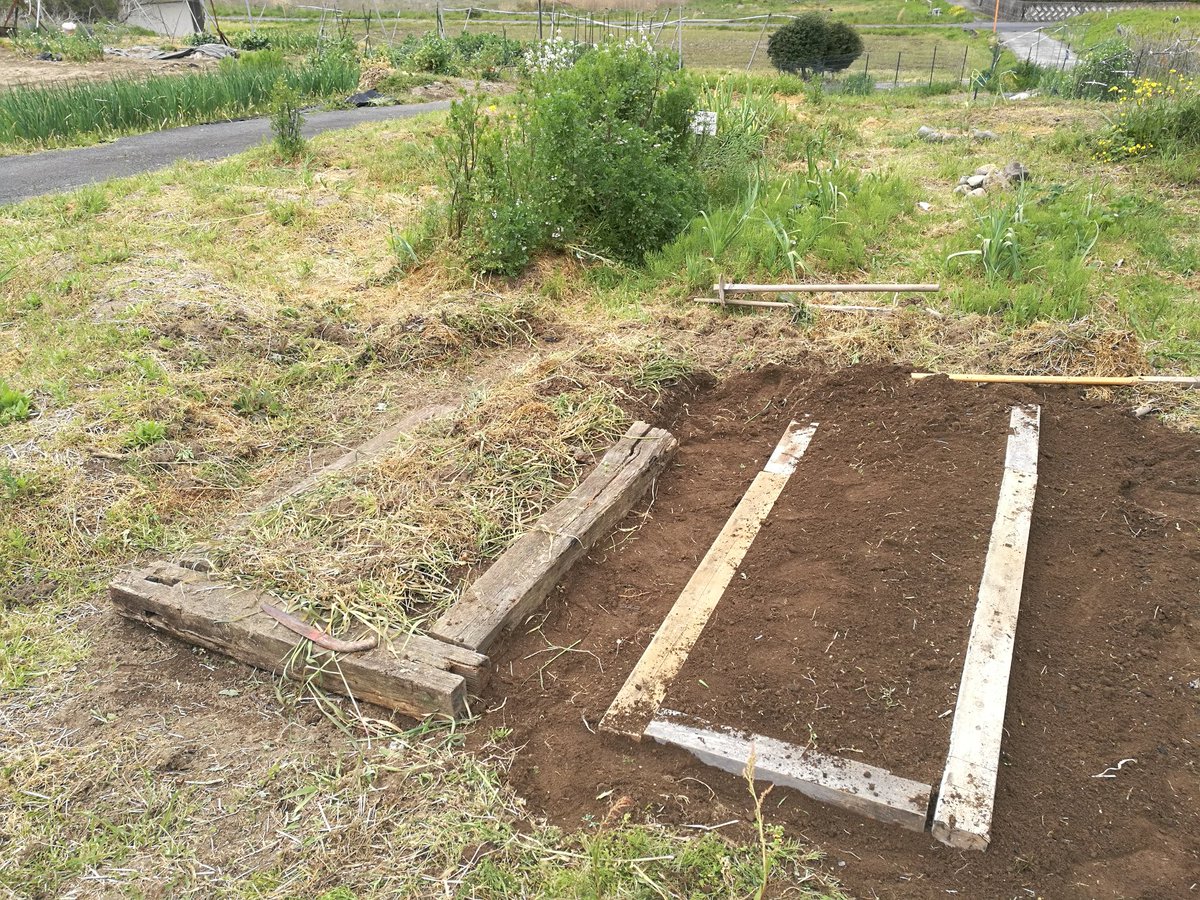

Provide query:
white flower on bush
left=525, top=35, right=580, bottom=74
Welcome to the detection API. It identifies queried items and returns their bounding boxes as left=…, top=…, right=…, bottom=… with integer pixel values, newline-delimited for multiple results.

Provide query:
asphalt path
left=0, top=100, right=450, bottom=206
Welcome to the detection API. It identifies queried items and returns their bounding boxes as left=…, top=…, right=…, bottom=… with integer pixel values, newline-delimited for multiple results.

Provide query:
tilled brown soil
left=477, top=364, right=1200, bottom=900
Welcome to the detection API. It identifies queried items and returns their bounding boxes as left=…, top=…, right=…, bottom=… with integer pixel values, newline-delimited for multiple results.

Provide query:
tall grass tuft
left=0, top=51, right=358, bottom=149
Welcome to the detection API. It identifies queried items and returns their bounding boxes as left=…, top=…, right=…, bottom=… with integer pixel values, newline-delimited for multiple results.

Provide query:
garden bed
left=478, top=363, right=1200, bottom=899
left=663, top=379, right=1012, bottom=785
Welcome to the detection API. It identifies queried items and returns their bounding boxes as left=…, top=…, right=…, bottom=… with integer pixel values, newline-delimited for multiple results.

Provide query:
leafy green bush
left=437, top=41, right=703, bottom=274
left=185, top=31, right=222, bottom=47
left=235, top=30, right=272, bottom=51
left=270, top=76, right=305, bottom=159
left=389, top=31, right=525, bottom=78
left=1073, top=39, right=1135, bottom=100
left=766, top=14, right=864, bottom=78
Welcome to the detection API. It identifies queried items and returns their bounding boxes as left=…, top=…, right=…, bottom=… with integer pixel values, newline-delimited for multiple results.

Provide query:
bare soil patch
left=666, top=377, right=1012, bottom=785
left=478, top=363, right=1200, bottom=900
left=0, top=47, right=217, bottom=89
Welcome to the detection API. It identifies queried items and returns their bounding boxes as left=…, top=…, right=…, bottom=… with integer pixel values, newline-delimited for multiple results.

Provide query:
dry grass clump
left=225, top=342, right=686, bottom=637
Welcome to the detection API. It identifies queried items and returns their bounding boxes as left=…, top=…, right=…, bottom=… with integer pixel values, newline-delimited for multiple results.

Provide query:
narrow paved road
left=997, top=25, right=1077, bottom=69
left=0, top=100, right=450, bottom=206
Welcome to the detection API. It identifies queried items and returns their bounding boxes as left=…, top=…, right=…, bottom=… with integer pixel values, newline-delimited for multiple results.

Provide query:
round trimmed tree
left=767, top=14, right=864, bottom=78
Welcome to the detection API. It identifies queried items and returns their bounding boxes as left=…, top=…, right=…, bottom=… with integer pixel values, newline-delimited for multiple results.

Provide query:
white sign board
left=690, top=110, right=717, bottom=136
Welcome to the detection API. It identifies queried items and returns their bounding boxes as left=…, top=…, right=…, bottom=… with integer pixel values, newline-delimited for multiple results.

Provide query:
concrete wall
left=121, top=0, right=204, bottom=37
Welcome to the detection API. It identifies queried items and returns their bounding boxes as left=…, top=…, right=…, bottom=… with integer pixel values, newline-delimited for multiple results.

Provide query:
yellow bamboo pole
left=912, top=373, right=1200, bottom=387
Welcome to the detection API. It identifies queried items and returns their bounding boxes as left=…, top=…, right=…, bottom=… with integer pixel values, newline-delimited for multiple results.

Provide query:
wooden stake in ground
left=932, top=404, right=1041, bottom=851
left=600, top=419, right=818, bottom=739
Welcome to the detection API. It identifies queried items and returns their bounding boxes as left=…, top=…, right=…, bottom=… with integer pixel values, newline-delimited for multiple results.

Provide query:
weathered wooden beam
left=600, top=420, right=818, bottom=739
left=646, top=710, right=933, bottom=831
left=429, top=421, right=678, bottom=653
left=932, top=405, right=1041, bottom=851
left=110, top=561, right=487, bottom=719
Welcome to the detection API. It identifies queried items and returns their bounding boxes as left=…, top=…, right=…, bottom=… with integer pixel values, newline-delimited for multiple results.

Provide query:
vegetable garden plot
left=479, top=365, right=1199, bottom=899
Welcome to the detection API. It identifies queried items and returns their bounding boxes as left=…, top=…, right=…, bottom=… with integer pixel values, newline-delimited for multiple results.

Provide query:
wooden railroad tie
left=110, top=561, right=488, bottom=720
left=431, top=420, right=678, bottom=654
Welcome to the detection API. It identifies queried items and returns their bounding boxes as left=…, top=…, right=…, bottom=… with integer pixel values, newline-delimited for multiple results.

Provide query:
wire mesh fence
left=232, top=3, right=1200, bottom=89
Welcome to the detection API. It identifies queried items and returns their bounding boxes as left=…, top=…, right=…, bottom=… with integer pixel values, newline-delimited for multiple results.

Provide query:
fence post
left=863, top=51, right=869, bottom=75
left=929, top=44, right=937, bottom=86
left=678, top=4, right=684, bottom=70
left=747, top=13, right=770, bottom=71
left=537, top=0, right=543, bottom=41
left=959, top=45, right=968, bottom=84
left=894, top=51, right=901, bottom=88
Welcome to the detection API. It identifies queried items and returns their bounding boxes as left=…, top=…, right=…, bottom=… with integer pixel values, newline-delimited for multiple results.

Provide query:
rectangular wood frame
left=600, top=407, right=1042, bottom=845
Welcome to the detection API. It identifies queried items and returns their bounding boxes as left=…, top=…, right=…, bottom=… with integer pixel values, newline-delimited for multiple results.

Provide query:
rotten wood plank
left=429, top=421, right=678, bottom=653
left=110, top=561, right=487, bottom=719
left=646, top=709, right=933, bottom=831
left=599, top=419, right=818, bottom=739
left=932, top=405, right=1041, bottom=851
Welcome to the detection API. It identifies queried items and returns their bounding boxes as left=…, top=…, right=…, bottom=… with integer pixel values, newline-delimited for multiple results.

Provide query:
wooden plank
left=646, top=710, right=933, bottom=831
left=694, top=298, right=903, bottom=313
left=932, top=405, right=1041, bottom=851
left=429, top=421, right=678, bottom=653
left=110, top=561, right=487, bottom=719
left=712, top=283, right=940, bottom=293
left=912, top=372, right=1200, bottom=388
left=600, top=420, right=817, bottom=739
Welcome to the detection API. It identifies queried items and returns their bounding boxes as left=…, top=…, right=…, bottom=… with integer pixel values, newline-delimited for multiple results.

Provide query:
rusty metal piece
left=260, top=602, right=378, bottom=654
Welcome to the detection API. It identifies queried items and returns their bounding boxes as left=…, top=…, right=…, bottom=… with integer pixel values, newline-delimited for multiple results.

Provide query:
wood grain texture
left=430, top=421, right=678, bottom=653
left=600, top=420, right=818, bottom=739
left=933, top=405, right=1041, bottom=851
left=646, top=710, right=933, bottom=831
left=110, top=561, right=487, bottom=719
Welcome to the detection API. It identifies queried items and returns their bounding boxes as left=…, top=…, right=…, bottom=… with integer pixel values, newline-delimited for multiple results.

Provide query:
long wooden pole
left=912, top=373, right=1200, bottom=388
left=694, top=297, right=902, bottom=314
left=713, top=282, right=940, bottom=293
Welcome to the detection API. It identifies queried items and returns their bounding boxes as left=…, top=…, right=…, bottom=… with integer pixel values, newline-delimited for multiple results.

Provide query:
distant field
left=215, top=0, right=976, bottom=25
left=220, top=16, right=999, bottom=82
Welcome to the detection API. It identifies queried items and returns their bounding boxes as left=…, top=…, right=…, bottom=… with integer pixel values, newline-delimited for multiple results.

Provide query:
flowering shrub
left=522, top=35, right=586, bottom=75
left=437, top=39, right=703, bottom=274
left=1095, top=74, right=1200, bottom=160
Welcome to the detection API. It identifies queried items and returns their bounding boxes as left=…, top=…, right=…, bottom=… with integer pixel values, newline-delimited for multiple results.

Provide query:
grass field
left=2, top=14, right=1199, bottom=898
left=214, top=0, right=976, bottom=24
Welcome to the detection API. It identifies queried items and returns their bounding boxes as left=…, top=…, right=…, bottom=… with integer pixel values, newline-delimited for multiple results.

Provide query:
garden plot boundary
left=601, top=404, right=1042, bottom=851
